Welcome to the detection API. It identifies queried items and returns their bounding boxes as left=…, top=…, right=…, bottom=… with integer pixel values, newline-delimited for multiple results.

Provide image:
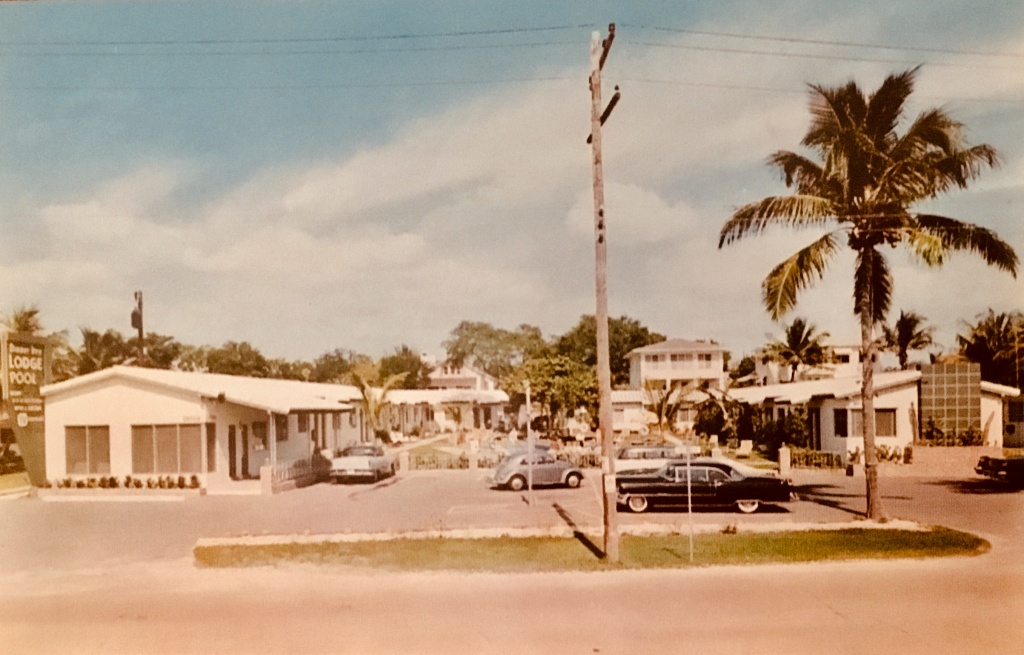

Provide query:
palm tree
left=3, top=305, right=44, bottom=335
left=350, top=371, right=407, bottom=442
left=763, top=317, right=830, bottom=382
left=719, top=68, right=1018, bottom=519
left=883, top=310, right=935, bottom=370
left=957, top=309, right=1023, bottom=389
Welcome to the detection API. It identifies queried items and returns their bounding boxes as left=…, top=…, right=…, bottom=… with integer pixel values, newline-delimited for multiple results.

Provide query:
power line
left=0, top=40, right=579, bottom=58
left=2, top=75, right=577, bottom=92
left=0, top=24, right=593, bottom=48
left=625, top=40, right=1024, bottom=72
left=621, top=23, right=1024, bottom=61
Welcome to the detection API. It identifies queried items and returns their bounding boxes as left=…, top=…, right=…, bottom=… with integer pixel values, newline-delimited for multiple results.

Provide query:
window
left=849, top=410, right=897, bottom=438
left=834, top=409, right=848, bottom=438
left=132, top=424, right=209, bottom=474
left=332, top=413, right=341, bottom=431
left=698, top=353, right=712, bottom=369
left=274, top=414, right=288, bottom=442
left=65, top=426, right=110, bottom=475
left=297, top=413, right=309, bottom=433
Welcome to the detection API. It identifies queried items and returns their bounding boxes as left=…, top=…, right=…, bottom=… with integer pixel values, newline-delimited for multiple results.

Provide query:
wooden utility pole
left=589, top=23, right=620, bottom=563
left=131, top=291, right=144, bottom=363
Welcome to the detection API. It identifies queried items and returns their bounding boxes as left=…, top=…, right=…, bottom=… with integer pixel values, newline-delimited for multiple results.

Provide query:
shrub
left=177, top=476, right=187, bottom=489
left=190, top=475, right=201, bottom=489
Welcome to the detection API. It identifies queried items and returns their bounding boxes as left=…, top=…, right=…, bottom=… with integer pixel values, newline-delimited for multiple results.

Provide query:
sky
left=1, top=1, right=1022, bottom=365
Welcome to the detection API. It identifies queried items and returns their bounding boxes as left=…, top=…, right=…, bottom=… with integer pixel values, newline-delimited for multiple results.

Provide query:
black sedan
left=615, top=457, right=793, bottom=514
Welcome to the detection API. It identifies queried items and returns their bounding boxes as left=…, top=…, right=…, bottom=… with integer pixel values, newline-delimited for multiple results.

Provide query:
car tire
left=736, top=500, right=760, bottom=514
left=565, top=472, right=582, bottom=489
left=627, top=495, right=648, bottom=513
left=508, top=475, right=526, bottom=491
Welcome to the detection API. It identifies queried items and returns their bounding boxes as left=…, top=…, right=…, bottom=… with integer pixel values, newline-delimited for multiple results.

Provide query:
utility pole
left=589, top=23, right=620, bottom=563
left=131, top=291, right=144, bottom=364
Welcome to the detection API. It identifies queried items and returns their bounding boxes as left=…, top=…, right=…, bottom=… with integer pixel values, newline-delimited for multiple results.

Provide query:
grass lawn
left=0, top=471, right=31, bottom=492
left=194, top=527, right=988, bottom=571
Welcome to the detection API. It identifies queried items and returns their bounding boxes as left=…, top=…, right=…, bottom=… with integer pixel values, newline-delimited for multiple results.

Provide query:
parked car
left=616, top=457, right=792, bottom=514
left=492, top=452, right=584, bottom=491
left=975, top=455, right=1024, bottom=487
left=330, top=444, right=395, bottom=483
left=614, top=445, right=682, bottom=473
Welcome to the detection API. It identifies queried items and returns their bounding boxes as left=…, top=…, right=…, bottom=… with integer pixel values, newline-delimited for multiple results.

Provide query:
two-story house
left=626, top=339, right=729, bottom=391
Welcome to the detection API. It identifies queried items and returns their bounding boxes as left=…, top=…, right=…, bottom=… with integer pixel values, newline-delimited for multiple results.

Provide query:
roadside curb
left=0, top=487, right=31, bottom=500
left=194, top=518, right=927, bottom=549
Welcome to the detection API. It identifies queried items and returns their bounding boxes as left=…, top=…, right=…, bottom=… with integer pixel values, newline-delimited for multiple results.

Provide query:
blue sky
left=1, top=1, right=1022, bottom=364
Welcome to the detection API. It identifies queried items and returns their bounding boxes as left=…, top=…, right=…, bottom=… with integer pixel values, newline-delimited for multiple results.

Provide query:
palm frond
left=719, top=195, right=833, bottom=247
left=905, top=229, right=946, bottom=266
left=916, top=214, right=1019, bottom=277
left=761, top=232, right=839, bottom=320
left=865, top=68, right=917, bottom=147
left=768, top=151, right=825, bottom=192
left=853, top=247, right=893, bottom=324
left=934, top=144, right=1000, bottom=190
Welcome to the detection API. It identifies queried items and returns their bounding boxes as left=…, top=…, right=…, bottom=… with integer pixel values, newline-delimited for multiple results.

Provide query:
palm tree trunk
left=860, top=308, right=886, bottom=520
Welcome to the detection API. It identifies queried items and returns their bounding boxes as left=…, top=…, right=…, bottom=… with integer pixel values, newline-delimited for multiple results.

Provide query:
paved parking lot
left=3, top=466, right=1021, bottom=576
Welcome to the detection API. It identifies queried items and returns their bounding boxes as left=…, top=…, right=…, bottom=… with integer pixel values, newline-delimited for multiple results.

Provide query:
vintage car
left=613, top=445, right=683, bottom=474
left=616, top=457, right=792, bottom=514
left=330, top=444, right=395, bottom=483
left=492, top=452, right=584, bottom=491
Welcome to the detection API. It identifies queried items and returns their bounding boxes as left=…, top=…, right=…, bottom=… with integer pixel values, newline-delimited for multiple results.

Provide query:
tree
left=719, top=68, right=1018, bottom=519
left=501, top=355, right=597, bottom=430
left=351, top=371, right=406, bottom=441
left=378, top=345, right=432, bottom=389
left=763, top=317, right=830, bottom=382
left=643, top=380, right=696, bottom=435
left=75, top=328, right=129, bottom=375
left=3, top=305, right=44, bottom=335
left=443, top=321, right=549, bottom=380
left=883, top=310, right=935, bottom=370
left=958, top=309, right=1023, bottom=389
left=175, top=344, right=210, bottom=372
left=554, top=315, right=665, bottom=387
left=126, top=333, right=183, bottom=369
left=309, top=349, right=360, bottom=383
left=205, top=341, right=270, bottom=377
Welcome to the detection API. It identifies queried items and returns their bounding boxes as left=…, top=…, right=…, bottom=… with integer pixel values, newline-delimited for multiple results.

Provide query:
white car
left=613, top=445, right=682, bottom=473
left=330, top=445, right=395, bottom=483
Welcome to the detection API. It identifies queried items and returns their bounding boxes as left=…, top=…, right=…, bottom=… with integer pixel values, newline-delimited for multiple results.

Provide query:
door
left=228, top=426, right=237, bottom=480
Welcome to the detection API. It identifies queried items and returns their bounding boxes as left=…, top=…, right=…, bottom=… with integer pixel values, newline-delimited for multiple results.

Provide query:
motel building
left=41, top=366, right=368, bottom=494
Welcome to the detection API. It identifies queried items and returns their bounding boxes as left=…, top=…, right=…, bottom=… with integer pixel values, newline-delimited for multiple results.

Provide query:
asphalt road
left=1, top=469, right=1022, bottom=654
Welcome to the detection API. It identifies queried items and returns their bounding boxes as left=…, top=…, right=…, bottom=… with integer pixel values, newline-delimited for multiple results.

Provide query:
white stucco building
left=41, top=366, right=366, bottom=491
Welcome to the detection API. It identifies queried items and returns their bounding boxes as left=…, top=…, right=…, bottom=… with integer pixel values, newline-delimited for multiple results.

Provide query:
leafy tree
left=731, top=355, right=757, bottom=381
left=205, top=341, right=270, bottom=377
left=882, top=310, right=935, bottom=370
left=266, top=358, right=312, bottom=380
left=378, top=344, right=432, bottom=389
left=175, top=344, right=210, bottom=372
left=958, top=309, right=1023, bottom=388
left=719, top=68, right=1018, bottom=519
left=554, top=315, right=665, bottom=387
left=309, top=349, right=361, bottom=383
left=443, top=321, right=549, bottom=380
left=763, top=317, right=830, bottom=382
left=502, top=355, right=597, bottom=430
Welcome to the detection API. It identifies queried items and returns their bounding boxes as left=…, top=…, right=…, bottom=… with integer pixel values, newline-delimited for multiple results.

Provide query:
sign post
left=2, top=333, right=50, bottom=486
